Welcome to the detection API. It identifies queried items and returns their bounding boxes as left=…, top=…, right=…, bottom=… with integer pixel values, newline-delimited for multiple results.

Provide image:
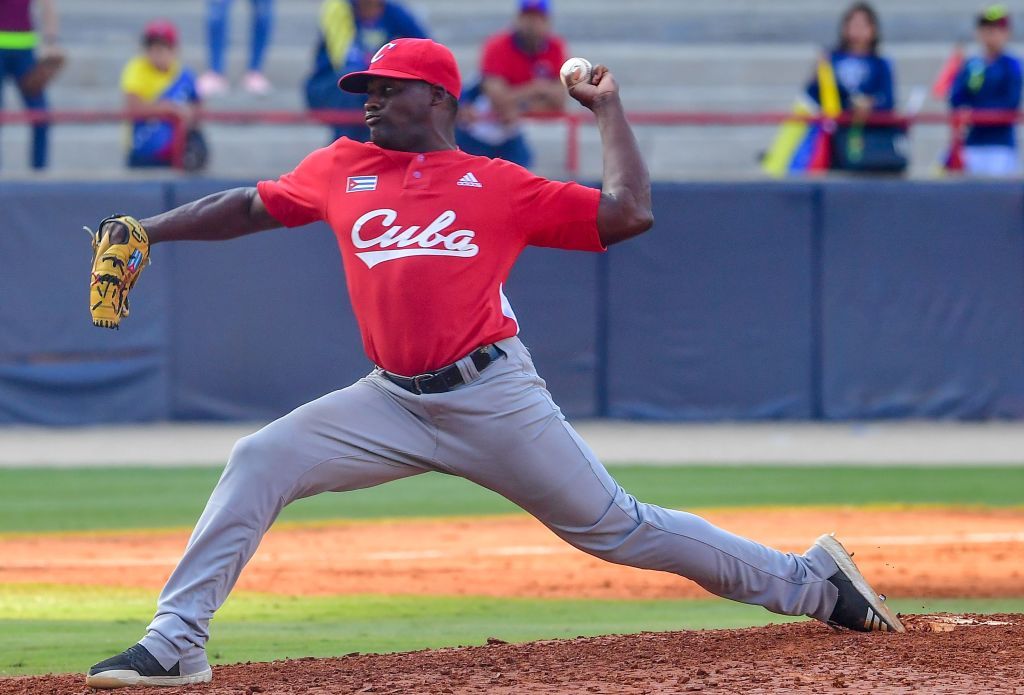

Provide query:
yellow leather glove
left=87, top=215, right=151, bottom=329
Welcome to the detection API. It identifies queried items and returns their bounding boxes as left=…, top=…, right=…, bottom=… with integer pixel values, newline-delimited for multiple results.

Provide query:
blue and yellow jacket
left=310, top=0, right=427, bottom=79
left=120, top=56, right=199, bottom=160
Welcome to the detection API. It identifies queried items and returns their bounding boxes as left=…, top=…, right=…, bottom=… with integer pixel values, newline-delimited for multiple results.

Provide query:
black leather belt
left=381, top=344, right=505, bottom=395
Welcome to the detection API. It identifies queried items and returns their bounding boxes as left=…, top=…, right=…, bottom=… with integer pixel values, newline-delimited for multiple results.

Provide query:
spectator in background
left=121, top=21, right=203, bottom=169
left=950, top=5, right=1022, bottom=177
left=305, top=0, right=428, bottom=142
left=803, top=2, right=906, bottom=174
left=456, top=0, right=566, bottom=168
left=197, top=0, right=275, bottom=98
left=0, top=0, right=60, bottom=170
left=807, top=3, right=895, bottom=118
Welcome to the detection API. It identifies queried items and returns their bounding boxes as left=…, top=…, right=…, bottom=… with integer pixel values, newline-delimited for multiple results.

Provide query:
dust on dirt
left=2, top=507, right=1022, bottom=599
left=2, top=614, right=1021, bottom=694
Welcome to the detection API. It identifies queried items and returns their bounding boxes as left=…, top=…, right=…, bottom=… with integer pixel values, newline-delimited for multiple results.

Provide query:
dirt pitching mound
left=3, top=614, right=1020, bottom=694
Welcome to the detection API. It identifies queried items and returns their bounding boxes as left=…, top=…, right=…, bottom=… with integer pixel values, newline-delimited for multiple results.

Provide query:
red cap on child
left=143, top=20, right=179, bottom=47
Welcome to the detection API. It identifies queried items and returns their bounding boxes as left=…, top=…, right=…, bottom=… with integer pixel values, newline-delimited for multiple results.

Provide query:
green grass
left=2, top=583, right=1022, bottom=677
left=1, top=465, right=1022, bottom=533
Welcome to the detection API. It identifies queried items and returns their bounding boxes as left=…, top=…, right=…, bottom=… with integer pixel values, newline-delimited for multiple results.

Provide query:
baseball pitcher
left=85, top=38, right=902, bottom=689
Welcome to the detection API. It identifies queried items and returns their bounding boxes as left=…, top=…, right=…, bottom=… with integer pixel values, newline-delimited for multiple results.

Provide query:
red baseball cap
left=338, top=38, right=462, bottom=99
left=143, top=19, right=179, bottom=47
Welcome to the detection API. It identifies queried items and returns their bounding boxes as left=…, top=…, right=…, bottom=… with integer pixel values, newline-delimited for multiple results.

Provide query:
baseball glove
left=87, top=215, right=151, bottom=329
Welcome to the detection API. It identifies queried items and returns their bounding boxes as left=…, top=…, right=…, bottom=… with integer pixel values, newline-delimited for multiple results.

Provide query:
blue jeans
left=455, top=128, right=532, bottom=168
left=208, top=0, right=274, bottom=73
left=0, top=47, right=49, bottom=169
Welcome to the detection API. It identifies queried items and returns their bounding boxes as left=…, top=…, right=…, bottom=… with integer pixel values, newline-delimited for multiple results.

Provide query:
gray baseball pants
left=141, top=337, right=840, bottom=673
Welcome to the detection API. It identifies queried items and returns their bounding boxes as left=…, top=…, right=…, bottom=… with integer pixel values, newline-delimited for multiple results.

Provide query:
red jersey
left=257, top=138, right=602, bottom=376
left=480, top=30, right=566, bottom=86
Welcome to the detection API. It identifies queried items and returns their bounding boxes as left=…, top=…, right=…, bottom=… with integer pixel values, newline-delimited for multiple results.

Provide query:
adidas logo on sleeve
left=457, top=172, right=483, bottom=188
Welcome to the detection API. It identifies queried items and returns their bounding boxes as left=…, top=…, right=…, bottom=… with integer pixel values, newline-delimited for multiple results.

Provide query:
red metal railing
left=1, top=108, right=1021, bottom=177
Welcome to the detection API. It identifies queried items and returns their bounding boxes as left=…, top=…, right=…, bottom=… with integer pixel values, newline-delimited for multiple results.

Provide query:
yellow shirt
left=120, top=56, right=181, bottom=103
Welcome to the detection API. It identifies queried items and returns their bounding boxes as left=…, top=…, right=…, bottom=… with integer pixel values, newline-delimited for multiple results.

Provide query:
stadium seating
left=0, top=0, right=1016, bottom=179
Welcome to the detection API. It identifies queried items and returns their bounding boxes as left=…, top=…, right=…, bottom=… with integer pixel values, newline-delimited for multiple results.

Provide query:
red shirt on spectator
left=0, top=0, right=32, bottom=32
left=480, top=30, right=566, bottom=86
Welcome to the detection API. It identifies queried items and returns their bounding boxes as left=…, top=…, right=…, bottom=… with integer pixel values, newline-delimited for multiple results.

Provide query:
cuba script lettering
left=351, top=209, right=480, bottom=268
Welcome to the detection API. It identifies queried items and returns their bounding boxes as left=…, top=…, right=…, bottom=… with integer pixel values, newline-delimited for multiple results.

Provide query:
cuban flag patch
left=347, top=175, right=378, bottom=193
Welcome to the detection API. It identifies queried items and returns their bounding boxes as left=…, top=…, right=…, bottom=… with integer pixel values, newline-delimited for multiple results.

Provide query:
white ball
left=560, top=57, right=593, bottom=89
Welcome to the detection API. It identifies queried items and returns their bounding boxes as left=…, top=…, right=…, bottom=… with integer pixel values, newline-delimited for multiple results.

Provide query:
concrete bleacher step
left=1, top=0, right=1015, bottom=179
left=51, top=0, right=1001, bottom=46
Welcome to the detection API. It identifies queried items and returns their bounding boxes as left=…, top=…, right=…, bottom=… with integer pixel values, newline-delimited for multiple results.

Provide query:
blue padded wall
left=166, top=181, right=366, bottom=420
left=820, top=181, right=1024, bottom=419
left=605, top=183, right=816, bottom=419
left=0, top=182, right=170, bottom=424
left=3, top=179, right=1024, bottom=424
left=506, top=247, right=601, bottom=417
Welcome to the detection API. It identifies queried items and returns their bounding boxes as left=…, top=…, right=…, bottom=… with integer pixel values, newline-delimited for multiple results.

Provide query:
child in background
left=121, top=21, right=201, bottom=168
left=950, top=5, right=1023, bottom=177
left=807, top=3, right=895, bottom=117
left=797, top=2, right=906, bottom=174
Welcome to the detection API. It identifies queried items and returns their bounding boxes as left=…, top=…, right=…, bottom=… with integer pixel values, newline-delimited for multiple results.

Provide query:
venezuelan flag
left=762, top=56, right=842, bottom=177
left=816, top=56, right=842, bottom=119
left=762, top=99, right=815, bottom=177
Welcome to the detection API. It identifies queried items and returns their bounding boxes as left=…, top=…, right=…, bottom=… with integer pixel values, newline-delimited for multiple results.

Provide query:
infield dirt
left=1, top=614, right=1021, bottom=694
left=2, top=507, right=1022, bottom=599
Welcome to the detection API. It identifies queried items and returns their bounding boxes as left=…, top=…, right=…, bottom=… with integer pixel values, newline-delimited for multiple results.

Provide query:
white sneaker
left=197, top=71, right=229, bottom=98
left=242, top=71, right=272, bottom=96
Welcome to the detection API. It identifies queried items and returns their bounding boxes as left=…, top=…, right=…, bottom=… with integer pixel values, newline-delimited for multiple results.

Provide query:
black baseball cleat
left=86, top=643, right=212, bottom=689
left=814, top=533, right=905, bottom=633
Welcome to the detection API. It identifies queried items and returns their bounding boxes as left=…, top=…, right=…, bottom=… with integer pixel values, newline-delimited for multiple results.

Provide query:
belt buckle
left=412, top=372, right=434, bottom=394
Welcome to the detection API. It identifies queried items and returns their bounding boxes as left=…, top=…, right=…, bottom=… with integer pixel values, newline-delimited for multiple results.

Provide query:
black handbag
left=831, top=125, right=908, bottom=173
left=182, top=128, right=209, bottom=172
